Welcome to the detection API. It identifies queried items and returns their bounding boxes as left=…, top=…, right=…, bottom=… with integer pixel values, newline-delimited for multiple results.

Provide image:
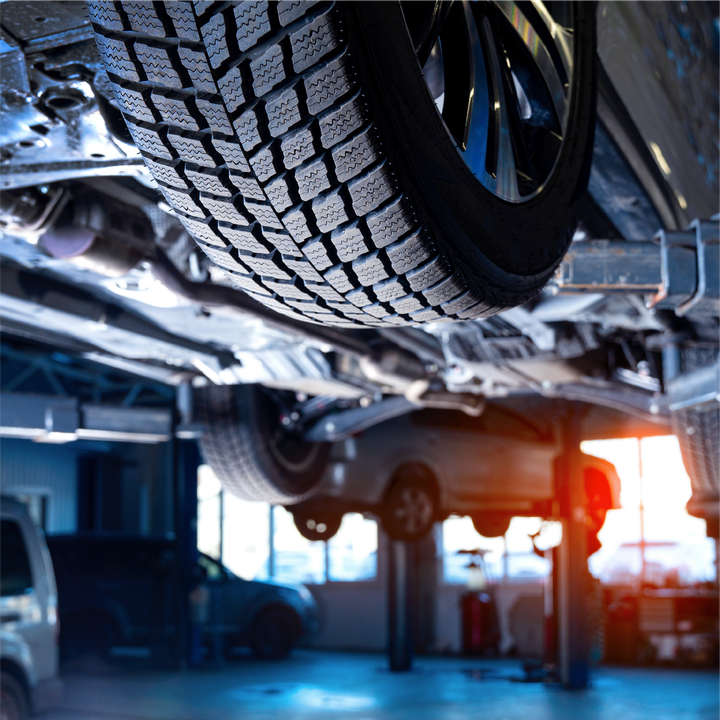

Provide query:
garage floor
left=45, top=651, right=718, bottom=720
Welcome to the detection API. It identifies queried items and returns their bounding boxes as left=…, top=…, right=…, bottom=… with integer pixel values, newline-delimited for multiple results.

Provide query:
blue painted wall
left=1, top=437, right=80, bottom=533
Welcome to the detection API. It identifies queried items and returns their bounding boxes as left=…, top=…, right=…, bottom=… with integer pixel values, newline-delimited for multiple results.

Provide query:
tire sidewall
left=246, top=386, right=331, bottom=498
left=381, top=473, right=438, bottom=541
left=197, top=385, right=330, bottom=503
left=345, top=1, right=597, bottom=287
left=0, top=673, right=28, bottom=720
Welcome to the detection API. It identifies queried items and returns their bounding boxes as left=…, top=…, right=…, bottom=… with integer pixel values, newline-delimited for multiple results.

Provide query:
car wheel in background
left=250, top=608, right=298, bottom=660
left=292, top=508, right=343, bottom=541
left=88, top=1, right=596, bottom=328
left=673, top=405, right=720, bottom=536
left=381, top=465, right=438, bottom=541
left=0, top=672, right=28, bottom=720
left=196, top=384, right=330, bottom=504
left=471, top=512, right=512, bottom=538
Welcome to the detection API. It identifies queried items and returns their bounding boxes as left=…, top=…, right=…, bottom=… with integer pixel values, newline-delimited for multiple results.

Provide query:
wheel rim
left=402, top=1, right=574, bottom=203
left=394, top=486, right=434, bottom=535
left=258, top=391, right=323, bottom=475
left=0, top=688, right=21, bottom=720
left=267, top=425, right=322, bottom=474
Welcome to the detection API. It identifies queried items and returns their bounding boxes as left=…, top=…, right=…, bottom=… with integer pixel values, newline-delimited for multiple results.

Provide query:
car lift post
left=175, top=384, right=201, bottom=668
left=175, top=437, right=201, bottom=667
left=388, top=539, right=415, bottom=671
left=557, top=401, right=590, bottom=688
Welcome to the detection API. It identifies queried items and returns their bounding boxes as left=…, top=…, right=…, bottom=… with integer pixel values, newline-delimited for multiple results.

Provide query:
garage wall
left=1, top=437, right=79, bottom=533
left=113, top=442, right=175, bottom=536
left=307, top=576, right=544, bottom=654
left=1, top=438, right=175, bottom=537
left=437, top=580, right=546, bottom=655
left=305, top=530, right=388, bottom=651
left=308, top=581, right=388, bottom=650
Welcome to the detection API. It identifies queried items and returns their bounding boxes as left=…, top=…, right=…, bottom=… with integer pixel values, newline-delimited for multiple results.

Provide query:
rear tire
left=0, top=672, right=28, bottom=720
left=88, top=1, right=596, bottom=328
left=196, top=384, right=330, bottom=504
left=381, top=465, right=438, bottom=541
left=673, top=405, right=720, bottom=533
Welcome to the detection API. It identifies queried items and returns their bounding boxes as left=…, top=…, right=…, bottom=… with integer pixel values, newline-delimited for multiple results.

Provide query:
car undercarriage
left=0, top=1, right=717, bottom=529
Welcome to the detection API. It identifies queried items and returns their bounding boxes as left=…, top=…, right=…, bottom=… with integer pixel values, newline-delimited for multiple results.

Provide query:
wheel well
left=1, top=658, right=30, bottom=705
left=252, top=603, right=302, bottom=638
left=384, top=462, right=440, bottom=504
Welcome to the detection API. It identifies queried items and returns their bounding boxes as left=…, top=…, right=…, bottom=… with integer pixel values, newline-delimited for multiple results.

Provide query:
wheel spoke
left=458, top=2, right=489, bottom=173
left=478, top=15, right=520, bottom=201
left=407, top=0, right=573, bottom=204
left=528, top=0, right=573, bottom=78
left=494, top=22, right=536, bottom=185
left=422, top=39, right=445, bottom=111
left=438, top=2, right=475, bottom=150
left=404, top=1, right=455, bottom=67
left=492, top=1, right=568, bottom=124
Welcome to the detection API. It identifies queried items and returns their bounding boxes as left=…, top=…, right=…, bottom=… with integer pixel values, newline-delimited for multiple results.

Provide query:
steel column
left=388, top=540, right=414, bottom=672
left=174, top=438, right=200, bottom=668
left=557, top=402, right=590, bottom=688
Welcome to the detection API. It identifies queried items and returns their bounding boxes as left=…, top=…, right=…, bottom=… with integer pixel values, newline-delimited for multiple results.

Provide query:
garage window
left=441, top=516, right=550, bottom=585
left=272, top=508, right=378, bottom=584
left=204, top=464, right=378, bottom=584
left=272, top=505, right=327, bottom=585
left=581, top=436, right=714, bottom=581
left=218, top=492, right=271, bottom=581
left=327, top=513, right=377, bottom=582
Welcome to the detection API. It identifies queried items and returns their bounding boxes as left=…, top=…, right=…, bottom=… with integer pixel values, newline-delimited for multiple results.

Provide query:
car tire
left=250, top=607, right=297, bottom=659
left=196, top=384, right=330, bottom=504
left=292, top=508, right=343, bottom=541
left=471, top=512, right=512, bottom=538
left=88, top=1, right=596, bottom=328
left=673, top=405, right=720, bottom=531
left=0, top=672, right=29, bottom=720
left=381, top=464, right=438, bottom=541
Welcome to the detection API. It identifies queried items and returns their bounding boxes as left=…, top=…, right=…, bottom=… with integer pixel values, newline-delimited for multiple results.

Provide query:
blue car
left=46, top=535, right=318, bottom=662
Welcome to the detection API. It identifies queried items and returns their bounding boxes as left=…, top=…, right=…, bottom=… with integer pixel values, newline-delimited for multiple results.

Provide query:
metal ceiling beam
left=0, top=391, right=173, bottom=444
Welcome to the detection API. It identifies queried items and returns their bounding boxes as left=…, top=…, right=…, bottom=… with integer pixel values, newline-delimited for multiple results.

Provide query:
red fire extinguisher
left=458, top=550, right=500, bottom=655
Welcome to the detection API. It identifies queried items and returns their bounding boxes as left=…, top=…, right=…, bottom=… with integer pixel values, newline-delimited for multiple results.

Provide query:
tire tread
left=89, top=0, right=511, bottom=326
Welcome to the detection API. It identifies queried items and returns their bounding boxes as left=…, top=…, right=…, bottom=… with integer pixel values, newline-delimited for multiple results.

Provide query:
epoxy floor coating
left=46, top=651, right=718, bottom=720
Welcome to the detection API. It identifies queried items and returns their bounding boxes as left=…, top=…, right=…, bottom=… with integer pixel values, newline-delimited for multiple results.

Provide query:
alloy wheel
left=402, top=1, right=575, bottom=203
left=393, top=486, right=434, bottom=535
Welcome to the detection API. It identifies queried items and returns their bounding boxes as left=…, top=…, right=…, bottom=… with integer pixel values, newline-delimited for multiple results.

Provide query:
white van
left=1, top=496, right=62, bottom=719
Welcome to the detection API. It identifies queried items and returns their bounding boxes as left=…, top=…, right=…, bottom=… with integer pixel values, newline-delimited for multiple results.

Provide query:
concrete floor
left=44, top=652, right=718, bottom=720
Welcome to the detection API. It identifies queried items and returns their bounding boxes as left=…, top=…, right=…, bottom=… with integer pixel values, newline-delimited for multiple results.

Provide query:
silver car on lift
left=0, top=496, right=62, bottom=720
left=288, top=404, right=621, bottom=544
